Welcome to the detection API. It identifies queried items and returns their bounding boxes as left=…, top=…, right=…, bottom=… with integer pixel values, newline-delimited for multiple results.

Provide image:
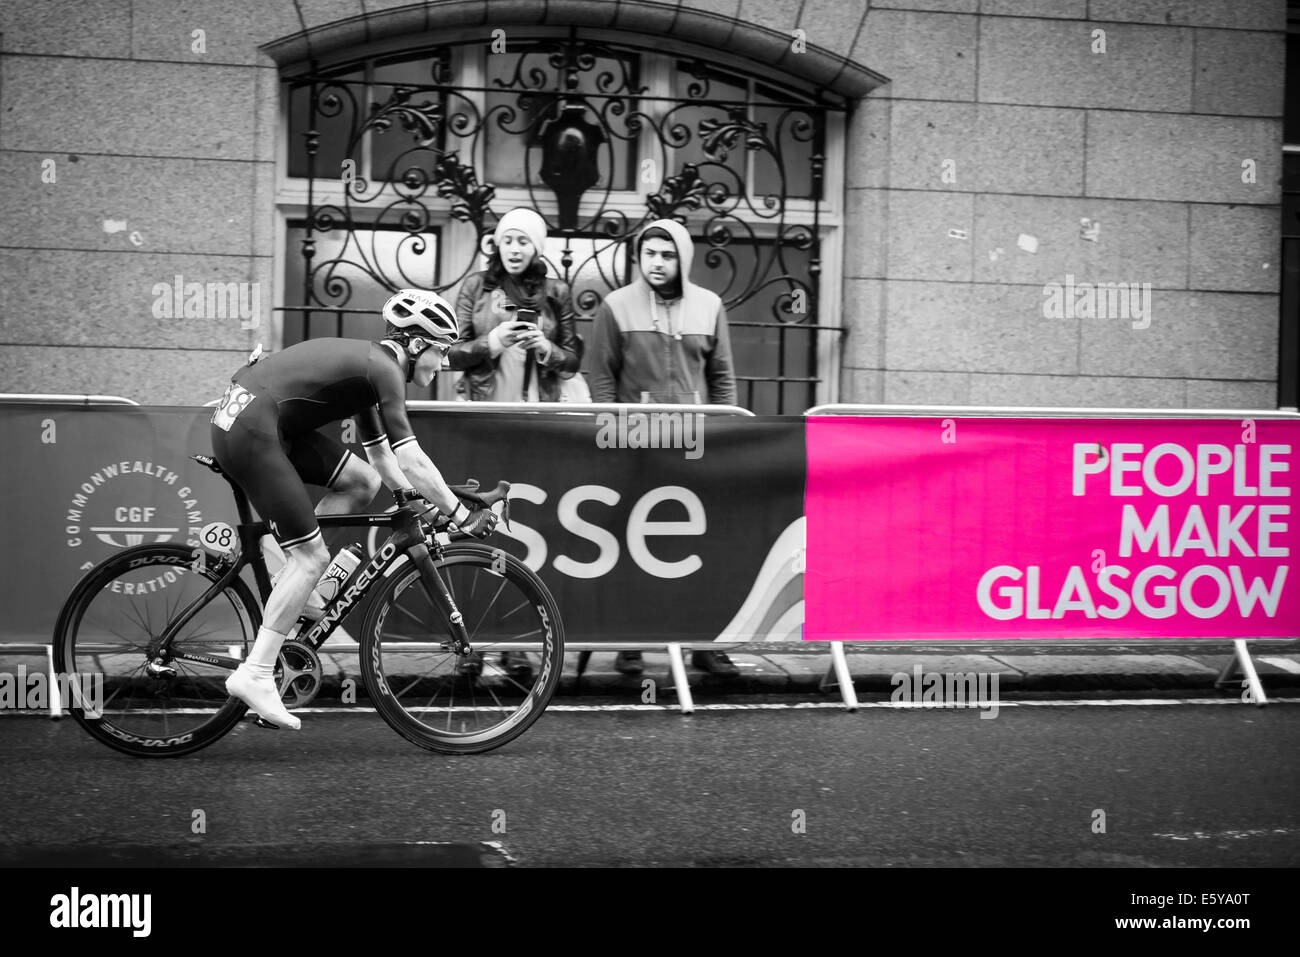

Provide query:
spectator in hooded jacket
left=587, top=218, right=740, bottom=677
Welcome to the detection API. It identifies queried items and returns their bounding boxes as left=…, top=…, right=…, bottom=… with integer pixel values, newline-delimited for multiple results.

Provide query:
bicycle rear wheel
left=360, top=544, right=564, bottom=754
left=52, top=543, right=256, bottom=757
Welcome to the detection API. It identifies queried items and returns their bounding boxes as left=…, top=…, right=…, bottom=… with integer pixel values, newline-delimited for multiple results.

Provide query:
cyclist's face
left=640, top=238, right=679, bottom=289
left=498, top=231, right=535, bottom=275
left=411, top=340, right=449, bottom=388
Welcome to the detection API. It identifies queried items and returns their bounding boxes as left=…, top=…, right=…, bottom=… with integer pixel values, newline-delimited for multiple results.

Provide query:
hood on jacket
left=637, top=218, right=695, bottom=295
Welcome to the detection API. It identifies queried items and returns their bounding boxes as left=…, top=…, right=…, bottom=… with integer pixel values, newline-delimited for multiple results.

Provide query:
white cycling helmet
left=381, top=288, right=459, bottom=344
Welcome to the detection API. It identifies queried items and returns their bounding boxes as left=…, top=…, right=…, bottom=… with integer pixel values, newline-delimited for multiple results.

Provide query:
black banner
left=0, top=405, right=806, bottom=646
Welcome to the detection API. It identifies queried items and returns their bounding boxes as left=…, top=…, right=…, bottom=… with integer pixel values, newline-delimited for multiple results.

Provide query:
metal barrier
left=406, top=400, right=756, bottom=417
left=806, top=403, right=1300, bottom=420
left=801, top=402, right=1299, bottom=708
left=0, top=393, right=139, bottom=406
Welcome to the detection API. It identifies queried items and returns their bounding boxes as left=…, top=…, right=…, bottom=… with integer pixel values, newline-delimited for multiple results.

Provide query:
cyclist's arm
left=393, top=442, right=461, bottom=518
left=355, top=406, right=409, bottom=491
left=367, top=353, right=462, bottom=517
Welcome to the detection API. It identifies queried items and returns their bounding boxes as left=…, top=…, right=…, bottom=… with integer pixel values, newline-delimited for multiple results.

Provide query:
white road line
left=1153, top=828, right=1297, bottom=842
left=6, top=697, right=1300, bottom=717
left=1259, top=656, right=1300, bottom=675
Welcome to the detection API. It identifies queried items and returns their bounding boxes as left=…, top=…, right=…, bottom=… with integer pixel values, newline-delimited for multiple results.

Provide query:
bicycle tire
left=360, top=543, right=564, bottom=754
left=53, top=543, right=257, bottom=758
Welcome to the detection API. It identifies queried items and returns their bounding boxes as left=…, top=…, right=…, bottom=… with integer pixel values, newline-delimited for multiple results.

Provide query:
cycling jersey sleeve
left=367, top=346, right=417, bottom=451
left=356, top=405, right=388, bottom=449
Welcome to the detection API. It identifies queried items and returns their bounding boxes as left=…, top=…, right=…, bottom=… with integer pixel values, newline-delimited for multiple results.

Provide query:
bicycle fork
left=410, top=541, right=473, bottom=656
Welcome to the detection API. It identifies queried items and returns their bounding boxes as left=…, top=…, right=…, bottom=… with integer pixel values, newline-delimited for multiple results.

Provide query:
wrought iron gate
left=283, top=31, right=846, bottom=412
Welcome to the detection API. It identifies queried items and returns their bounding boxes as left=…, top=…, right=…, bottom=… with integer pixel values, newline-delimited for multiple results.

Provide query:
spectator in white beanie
left=447, top=208, right=584, bottom=682
left=449, top=207, right=583, bottom=404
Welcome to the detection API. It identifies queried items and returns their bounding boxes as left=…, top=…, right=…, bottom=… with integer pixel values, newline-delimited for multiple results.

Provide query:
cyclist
left=211, top=289, right=498, bottom=731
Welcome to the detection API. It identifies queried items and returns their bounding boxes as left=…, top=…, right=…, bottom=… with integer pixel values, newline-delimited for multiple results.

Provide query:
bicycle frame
left=155, top=486, right=469, bottom=673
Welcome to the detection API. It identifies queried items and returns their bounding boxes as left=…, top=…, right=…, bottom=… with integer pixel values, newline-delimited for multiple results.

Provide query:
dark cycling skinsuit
left=209, top=338, right=415, bottom=552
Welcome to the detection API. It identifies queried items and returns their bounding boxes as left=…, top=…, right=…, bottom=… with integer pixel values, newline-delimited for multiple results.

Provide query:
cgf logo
left=64, top=460, right=205, bottom=571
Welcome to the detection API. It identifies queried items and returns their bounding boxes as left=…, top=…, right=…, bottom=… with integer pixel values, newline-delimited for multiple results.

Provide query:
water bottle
left=303, top=544, right=364, bottom=620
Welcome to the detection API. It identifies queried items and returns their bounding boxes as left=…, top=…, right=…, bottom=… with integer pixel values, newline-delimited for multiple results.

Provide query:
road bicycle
left=52, top=454, right=564, bottom=758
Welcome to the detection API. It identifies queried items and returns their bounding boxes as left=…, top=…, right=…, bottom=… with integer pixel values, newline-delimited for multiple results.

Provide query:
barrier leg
left=48, top=645, right=62, bottom=720
left=819, top=642, right=859, bottom=712
left=666, top=644, right=694, bottom=714
left=1235, top=639, right=1268, bottom=707
left=1214, top=640, right=1269, bottom=707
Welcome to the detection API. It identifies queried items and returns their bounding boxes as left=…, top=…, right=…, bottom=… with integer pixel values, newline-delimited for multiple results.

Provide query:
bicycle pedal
left=252, top=716, right=278, bottom=730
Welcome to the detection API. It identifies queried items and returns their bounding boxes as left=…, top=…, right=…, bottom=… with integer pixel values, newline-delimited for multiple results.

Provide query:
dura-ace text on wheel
left=361, top=544, right=564, bottom=754
left=52, top=543, right=255, bottom=758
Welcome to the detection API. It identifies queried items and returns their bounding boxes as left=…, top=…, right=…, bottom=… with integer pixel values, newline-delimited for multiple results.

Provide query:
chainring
left=274, top=639, right=323, bottom=708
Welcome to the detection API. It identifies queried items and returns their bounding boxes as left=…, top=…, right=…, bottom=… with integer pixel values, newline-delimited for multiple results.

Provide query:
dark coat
left=448, top=272, right=581, bottom=401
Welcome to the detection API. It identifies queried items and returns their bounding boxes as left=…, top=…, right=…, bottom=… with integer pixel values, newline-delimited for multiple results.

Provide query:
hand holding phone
left=499, top=317, right=538, bottom=348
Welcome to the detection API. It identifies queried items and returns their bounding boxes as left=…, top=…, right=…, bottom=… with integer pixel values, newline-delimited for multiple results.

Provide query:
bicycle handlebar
left=392, top=479, right=510, bottom=509
left=393, top=479, right=512, bottom=540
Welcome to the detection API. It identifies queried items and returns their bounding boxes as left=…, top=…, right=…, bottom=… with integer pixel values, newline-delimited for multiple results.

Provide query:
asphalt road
left=1, top=704, right=1297, bottom=867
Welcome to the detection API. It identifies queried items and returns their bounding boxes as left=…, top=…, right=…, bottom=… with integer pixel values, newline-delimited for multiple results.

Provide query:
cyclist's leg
left=287, top=430, right=381, bottom=517
left=213, top=417, right=328, bottom=728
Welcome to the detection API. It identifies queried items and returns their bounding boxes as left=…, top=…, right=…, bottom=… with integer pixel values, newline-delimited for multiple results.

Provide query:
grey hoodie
left=588, top=219, right=737, bottom=405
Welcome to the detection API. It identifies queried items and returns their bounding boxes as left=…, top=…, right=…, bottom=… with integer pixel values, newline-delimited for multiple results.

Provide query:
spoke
left=480, top=658, right=535, bottom=698
left=472, top=600, right=530, bottom=644
left=99, top=683, right=130, bottom=710
left=170, top=657, right=218, bottom=685
left=99, top=657, right=148, bottom=709
left=420, top=668, right=448, bottom=717
left=468, top=577, right=510, bottom=642
left=395, top=601, right=430, bottom=629
left=445, top=670, right=454, bottom=732
left=141, top=593, right=154, bottom=640
left=119, top=600, right=152, bottom=639
left=466, top=661, right=479, bottom=729
left=476, top=663, right=510, bottom=717
left=391, top=668, right=433, bottom=700
left=162, top=580, right=182, bottom=630
left=467, top=563, right=480, bottom=608
left=95, top=622, right=151, bottom=654
left=176, top=624, right=225, bottom=645
left=483, top=627, right=542, bottom=645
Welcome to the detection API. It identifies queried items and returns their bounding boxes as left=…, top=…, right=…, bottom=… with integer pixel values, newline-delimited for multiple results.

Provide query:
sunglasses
left=405, top=336, right=451, bottom=361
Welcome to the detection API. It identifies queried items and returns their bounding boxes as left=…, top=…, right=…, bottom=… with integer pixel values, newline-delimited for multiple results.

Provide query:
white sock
left=226, top=626, right=301, bottom=729
left=248, top=626, right=289, bottom=669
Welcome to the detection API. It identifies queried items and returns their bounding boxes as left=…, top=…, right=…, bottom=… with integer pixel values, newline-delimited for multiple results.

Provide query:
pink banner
left=805, top=416, right=1299, bottom=640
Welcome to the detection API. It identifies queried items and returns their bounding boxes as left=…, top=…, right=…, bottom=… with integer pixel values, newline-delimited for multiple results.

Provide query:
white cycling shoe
left=226, top=664, right=302, bottom=731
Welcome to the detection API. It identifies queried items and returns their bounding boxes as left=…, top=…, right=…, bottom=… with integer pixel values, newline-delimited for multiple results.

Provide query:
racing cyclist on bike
left=211, top=289, right=497, bottom=731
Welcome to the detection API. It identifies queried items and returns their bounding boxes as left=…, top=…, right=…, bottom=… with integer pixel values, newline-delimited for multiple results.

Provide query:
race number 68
left=199, top=522, right=236, bottom=555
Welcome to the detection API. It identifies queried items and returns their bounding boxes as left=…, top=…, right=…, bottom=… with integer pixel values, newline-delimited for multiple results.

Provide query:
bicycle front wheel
left=52, top=543, right=257, bottom=757
left=360, top=544, right=564, bottom=754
